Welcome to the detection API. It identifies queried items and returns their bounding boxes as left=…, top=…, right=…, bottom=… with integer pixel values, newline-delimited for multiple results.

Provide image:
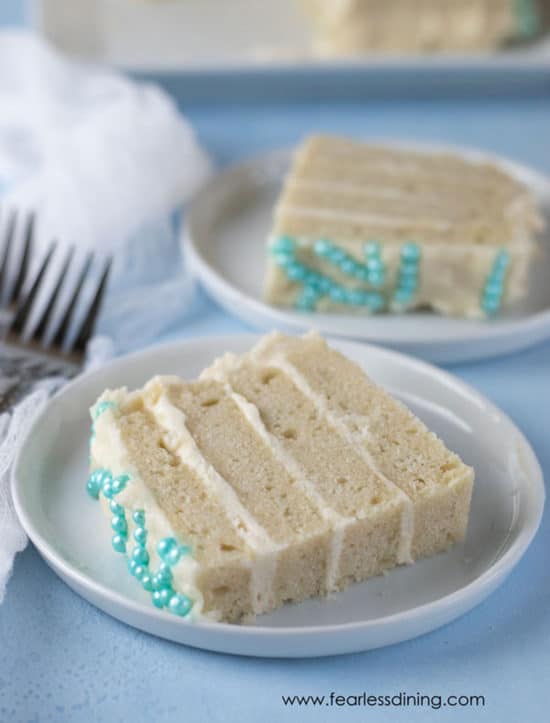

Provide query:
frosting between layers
left=279, top=205, right=453, bottom=231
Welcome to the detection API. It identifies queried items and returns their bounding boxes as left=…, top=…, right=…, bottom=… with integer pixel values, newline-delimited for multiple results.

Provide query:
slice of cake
left=87, top=332, right=474, bottom=623
left=301, top=0, right=545, bottom=55
left=264, top=134, right=543, bottom=318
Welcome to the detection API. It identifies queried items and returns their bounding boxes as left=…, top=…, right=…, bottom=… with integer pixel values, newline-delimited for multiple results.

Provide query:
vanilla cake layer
left=264, top=134, right=543, bottom=318
left=302, top=0, right=543, bottom=55
left=88, top=333, right=474, bottom=624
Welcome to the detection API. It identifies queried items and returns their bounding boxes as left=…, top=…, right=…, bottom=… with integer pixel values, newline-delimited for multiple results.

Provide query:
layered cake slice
left=87, top=333, right=474, bottom=623
left=264, top=134, right=543, bottom=318
left=302, top=0, right=545, bottom=55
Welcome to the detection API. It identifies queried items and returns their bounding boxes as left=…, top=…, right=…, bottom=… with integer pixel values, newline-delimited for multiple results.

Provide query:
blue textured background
left=1, top=3, right=549, bottom=722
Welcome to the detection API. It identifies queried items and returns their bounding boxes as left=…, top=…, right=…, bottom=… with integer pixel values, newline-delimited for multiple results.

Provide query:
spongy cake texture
left=89, top=332, right=474, bottom=623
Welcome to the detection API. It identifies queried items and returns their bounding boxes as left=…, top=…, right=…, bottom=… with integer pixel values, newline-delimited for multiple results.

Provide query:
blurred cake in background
left=302, top=0, right=546, bottom=54
left=264, top=134, right=543, bottom=318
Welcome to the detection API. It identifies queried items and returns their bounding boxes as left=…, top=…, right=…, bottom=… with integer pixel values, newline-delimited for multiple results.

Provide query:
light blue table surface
left=1, top=4, right=550, bottom=723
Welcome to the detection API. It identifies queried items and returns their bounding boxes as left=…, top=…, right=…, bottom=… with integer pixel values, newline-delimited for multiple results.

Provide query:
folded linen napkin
left=0, top=31, right=212, bottom=601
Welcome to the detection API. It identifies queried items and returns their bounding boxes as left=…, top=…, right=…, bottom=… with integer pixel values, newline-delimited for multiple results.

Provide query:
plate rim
left=184, top=142, right=550, bottom=358
left=11, top=334, right=546, bottom=649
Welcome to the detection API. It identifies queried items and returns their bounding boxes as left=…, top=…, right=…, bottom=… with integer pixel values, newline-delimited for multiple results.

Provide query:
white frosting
left=141, top=379, right=281, bottom=616
left=91, top=392, right=205, bottom=620
left=279, top=204, right=453, bottom=231
left=289, top=178, right=421, bottom=200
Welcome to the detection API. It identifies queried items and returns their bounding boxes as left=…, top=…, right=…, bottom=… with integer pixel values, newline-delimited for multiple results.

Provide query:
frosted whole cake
left=87, top=332, right=474, bottom=623
left=264, top=134, right=543, bottom=318
left=302, top=0, right=546, bottom=54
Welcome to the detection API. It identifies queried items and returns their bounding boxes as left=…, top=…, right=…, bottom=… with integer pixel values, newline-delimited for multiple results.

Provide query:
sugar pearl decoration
left=392, top=242, right=421, bottom=309
left=85, top=464, right=195, bottom=618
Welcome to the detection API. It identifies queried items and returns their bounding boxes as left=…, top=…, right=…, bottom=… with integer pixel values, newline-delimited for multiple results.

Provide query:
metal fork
left=0, top=208, right=112, bottom=413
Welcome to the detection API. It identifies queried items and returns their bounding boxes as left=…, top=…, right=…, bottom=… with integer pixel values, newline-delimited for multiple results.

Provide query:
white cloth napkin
left=0, top=31, right=212, bottom=601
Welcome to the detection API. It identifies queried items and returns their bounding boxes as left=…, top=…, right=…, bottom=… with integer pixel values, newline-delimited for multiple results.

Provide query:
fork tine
left=32, top=245, right=75, bottom=345
left=9, top=242, right=56, bottom=337
left=0, top=208, right=16, bottom=303
left=71, top=257, right=112, bottom=355
left=9, top=212, right=34, bottom=305
left=50, top=252, right=93, bottom=350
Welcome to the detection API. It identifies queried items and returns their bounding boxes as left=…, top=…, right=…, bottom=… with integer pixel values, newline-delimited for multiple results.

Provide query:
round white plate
left=185, top=144, right=550, bottom=363
left=12, top=335, right=545, bottom=658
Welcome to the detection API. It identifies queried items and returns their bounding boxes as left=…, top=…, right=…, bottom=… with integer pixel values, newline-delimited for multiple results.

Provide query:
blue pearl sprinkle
left=484, top=281, right=503, bottom=298
left=157, top=538, right=182, bottom=566
left=313, top=239, right=332, bottom=256
left=272, top=235, right=295, bottom=253
left=133, top=527, right=147, bottom=546
left=158, top=564, right=173, bottom=585
left=112, top=535, right=126, bottom=553
left=133, top=565, right=147, bottom=581
left=132, top=546, right=149, bottom=565
left=128, top=559, right=139, bottom=575
left=329, top=248, right=346, bottom=263
left=152, top=574, right=171, bottom=591
left=168, top=594, right=193, bottom=617
left=401, top=243, right=421, bottom=262
left=316, top=277, right=332, bottom=293
left=287, top=263, right=307, bottom=281
left=111, top=515, right=128, bottom=536
left=132, top=510, right=145, bottom=526
left=364, top=241, right=380, bottom=257
left=272, top=250, right=293, bottom=266
left=329, top=286, right=346, bottom=303
left=490, top=267, right=506, bottom=283
left=152, top=591, right=166, bottom=609
left=153, top=589, right=172, bottom=608
left=366, top=257, right=384, bottom=273
left=399, top=262, right=419, bottom=278
left=109, top=500, right=124, bottom=515
left=494, top=250, right=510, bottom=268
left=302, top=287, right=319, bottom=302
left=367, top=270, right=385, bottom=287
left=340, top=259, right=357, bottom=275
left=141, top=574, right=153, bottom=592
left=86, top=475, right=102, bottom=500
left=399, top=276, right=419, bottom=292
left=111, top=474, right=129, bottom=495
left=102, top=482, right=115, bottom=499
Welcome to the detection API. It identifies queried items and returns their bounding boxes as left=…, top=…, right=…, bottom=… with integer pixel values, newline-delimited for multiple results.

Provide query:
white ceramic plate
left=12, top=335, right=545, bottom=658
left=185, top=144, right=550, bottom=363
